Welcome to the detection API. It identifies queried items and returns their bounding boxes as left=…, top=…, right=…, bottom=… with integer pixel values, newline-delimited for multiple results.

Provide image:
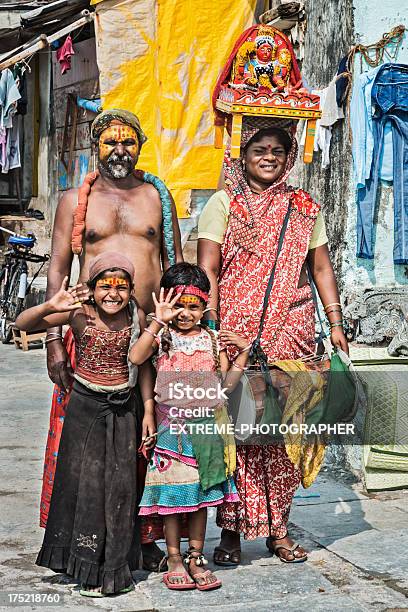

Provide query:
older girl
left=16, top=252, right=155, bottom=597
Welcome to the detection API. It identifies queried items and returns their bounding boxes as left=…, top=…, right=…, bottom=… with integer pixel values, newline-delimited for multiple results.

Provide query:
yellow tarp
left=93, top=0, right=257, bottom=215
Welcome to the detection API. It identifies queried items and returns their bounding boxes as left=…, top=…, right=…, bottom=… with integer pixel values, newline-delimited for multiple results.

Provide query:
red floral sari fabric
left=216, top=135, right=321, bottom=539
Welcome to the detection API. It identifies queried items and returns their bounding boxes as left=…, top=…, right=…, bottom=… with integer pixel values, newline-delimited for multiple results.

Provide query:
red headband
left=169, top=285, right=209, bottom=303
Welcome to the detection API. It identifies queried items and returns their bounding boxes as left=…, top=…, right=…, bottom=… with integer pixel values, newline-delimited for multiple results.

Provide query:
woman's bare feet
left=266, top=535, right=308, bottom=563
left=213, top=528, right=241, bottom=566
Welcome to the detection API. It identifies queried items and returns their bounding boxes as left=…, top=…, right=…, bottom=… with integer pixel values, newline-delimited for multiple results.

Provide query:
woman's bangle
left=232, top=361, right=248, bottom=371
left=203, top=307, right=218, bottom=314
left=45, top=336, right=62, bottom=345
left=46, top=332, right=62, bottom=338
left=324, top=302, right=341, bottom=311
left=239, top=344, right=252, bottom=354
left=144, top=328, right=158, bottom=339
left=329, top=318, right=343, bottom=325
left=330, top=322, right=344, bottom=329
left=325, top=307, right=342, bottom=315
left=151, top=316, right=165, bottom=327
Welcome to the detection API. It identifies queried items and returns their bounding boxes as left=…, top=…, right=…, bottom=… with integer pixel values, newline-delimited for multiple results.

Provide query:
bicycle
left=0, top=225, right=49, bottom=344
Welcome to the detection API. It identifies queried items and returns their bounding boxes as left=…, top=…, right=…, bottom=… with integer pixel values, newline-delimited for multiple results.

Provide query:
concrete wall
left=296, top=0, right=354, bottom=285
left=52, top=38, right=99, bottom=199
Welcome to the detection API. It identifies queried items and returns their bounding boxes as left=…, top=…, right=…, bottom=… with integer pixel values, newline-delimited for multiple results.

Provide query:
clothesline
left=338, top=24, right=406, bottom=141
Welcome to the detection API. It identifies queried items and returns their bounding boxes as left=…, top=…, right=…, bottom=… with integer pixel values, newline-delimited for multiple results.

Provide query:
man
left=42, top=109, right=183, bottom=570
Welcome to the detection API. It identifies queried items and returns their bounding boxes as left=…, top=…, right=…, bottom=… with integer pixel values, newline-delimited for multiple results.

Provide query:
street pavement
left=0, top=342, right=408, bottom=611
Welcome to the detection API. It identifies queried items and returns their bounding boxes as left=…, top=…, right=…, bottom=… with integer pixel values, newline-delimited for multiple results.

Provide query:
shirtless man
left=43, top=109, right=183, bottom=569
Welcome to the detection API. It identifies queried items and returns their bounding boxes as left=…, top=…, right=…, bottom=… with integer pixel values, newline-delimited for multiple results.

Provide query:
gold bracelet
left=325, top=307, right=342, bottom=315
left=324, top=302, right=341, bottom=311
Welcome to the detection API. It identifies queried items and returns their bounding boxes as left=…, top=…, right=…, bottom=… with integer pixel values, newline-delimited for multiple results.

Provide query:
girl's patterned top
left=154, top=327, right=221, bottom=408
left=74, top=325, right=132, bottom=387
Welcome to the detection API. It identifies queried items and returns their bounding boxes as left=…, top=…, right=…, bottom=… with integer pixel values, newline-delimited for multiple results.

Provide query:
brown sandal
left=266, top=537, right=307, bottom=563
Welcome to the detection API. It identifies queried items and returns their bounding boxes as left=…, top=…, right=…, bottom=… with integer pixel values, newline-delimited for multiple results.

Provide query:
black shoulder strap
left=255, top=204, right=291, bottom=343
left=306, top=264, right=327, bottom=342
left=250, top=204, right=326, bottom=365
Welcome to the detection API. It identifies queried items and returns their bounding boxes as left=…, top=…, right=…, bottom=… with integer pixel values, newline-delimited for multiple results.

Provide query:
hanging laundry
left=0, top=69, right=21, bottom=128
left=355, top=63, right=408, bottom=264
left=56, top=35, right=75, bottom=75
left=320, top=76, right=344, bottom=127
left=336, top=55, right=352, bottom=108
left=300, top=78, right=344, bottom=169
left=0, top=127, right=6, bottom=169
left=2, top=116, right=21, bottom=174
left=12, top=64, right=28, bottom=116
left=350, top=64, right=393, bottom=190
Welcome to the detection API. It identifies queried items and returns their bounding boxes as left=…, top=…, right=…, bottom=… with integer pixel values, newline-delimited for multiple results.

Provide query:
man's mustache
left=107, top=153, right=133, bottom=165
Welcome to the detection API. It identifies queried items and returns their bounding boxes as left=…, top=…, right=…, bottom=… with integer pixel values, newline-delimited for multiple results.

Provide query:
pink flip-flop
left=163, top=571, right=196, bottom=590
left=191, top=569, right=222, bottom=591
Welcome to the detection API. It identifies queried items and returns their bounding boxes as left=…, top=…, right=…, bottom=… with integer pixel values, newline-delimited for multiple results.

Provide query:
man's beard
left=99, top=153, right=134, bottom=179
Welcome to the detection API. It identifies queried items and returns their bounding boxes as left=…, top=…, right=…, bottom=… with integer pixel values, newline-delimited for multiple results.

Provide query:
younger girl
left=16, top=252, right=156, bottom=597
left=130, top=263, right=250, bottom=591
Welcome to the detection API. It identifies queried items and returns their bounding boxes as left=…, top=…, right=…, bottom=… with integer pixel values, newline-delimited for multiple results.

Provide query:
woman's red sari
left=216, top=131, right=321, bottom=539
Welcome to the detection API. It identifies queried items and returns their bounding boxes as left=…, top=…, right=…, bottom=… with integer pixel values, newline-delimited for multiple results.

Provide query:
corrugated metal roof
left=0, top=0, right=92, bottom=54
left=0, top=1, right=55, bottom=9
left=21, top=0, right=89, bottom=26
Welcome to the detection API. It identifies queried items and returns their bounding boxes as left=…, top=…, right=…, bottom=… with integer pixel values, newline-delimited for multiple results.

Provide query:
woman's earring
left=242, top=159, right=246, bottom=172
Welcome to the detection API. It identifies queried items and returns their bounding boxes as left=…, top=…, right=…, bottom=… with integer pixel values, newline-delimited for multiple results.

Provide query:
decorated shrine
left=212, top=24, right=321, bottom=162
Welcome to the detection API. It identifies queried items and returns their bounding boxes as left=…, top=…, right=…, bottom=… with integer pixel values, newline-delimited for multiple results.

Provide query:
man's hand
left=47, top=340, right=73, bottom=392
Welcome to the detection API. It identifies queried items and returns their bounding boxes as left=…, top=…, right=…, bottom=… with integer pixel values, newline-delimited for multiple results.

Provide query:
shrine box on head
left=212, top=24, right=321, bottom=163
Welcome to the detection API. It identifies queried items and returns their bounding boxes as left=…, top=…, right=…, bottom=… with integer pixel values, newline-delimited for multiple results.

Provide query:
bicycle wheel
left=0, top=266, right=9, bottom=342
left=0, top=266, right=7, bottom=304
left=1, top=267, right=24, bottom=344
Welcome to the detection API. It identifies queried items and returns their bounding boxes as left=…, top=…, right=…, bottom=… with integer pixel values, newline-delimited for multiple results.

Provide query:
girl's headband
left=167, top=285, right=209, bottom=303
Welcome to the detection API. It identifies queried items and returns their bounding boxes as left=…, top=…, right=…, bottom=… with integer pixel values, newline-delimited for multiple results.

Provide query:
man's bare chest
left=84, top=197, right=162, bottom=243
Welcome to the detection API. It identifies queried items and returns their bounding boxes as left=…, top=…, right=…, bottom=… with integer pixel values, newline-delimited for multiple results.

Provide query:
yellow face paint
left=96, top=277, right=130, bottom=288
left=178, top=294, right=201, bottom=305
left=98, top=124, right=139, bottom=162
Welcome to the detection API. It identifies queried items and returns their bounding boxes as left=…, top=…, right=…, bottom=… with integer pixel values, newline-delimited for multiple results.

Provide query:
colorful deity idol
left=231, top=26, right=293, bottom=93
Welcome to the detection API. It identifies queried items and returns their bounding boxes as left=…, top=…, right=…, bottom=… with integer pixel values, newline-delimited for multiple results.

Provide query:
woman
left=197, top=124, right=348, bottom=565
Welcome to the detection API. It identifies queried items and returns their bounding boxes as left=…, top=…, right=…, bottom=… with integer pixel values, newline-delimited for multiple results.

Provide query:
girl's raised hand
left=48, top=277, right=88, bottom=313
left=152, top=287, right=184, bottom=324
